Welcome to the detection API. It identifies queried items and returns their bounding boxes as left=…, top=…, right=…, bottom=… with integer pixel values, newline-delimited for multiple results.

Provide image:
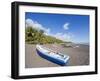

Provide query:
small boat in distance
left=36, top=45, right=70, bottom=66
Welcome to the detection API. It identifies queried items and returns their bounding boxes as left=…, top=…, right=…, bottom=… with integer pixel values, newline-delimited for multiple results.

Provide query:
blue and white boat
left=36, top=45, right=70, bottom=66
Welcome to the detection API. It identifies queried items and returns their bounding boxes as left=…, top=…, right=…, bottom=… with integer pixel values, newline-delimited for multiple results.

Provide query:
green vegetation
left=25, top=26, right=64, bottom=44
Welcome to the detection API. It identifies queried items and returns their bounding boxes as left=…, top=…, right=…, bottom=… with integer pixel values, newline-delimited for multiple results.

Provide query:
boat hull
left=36, top=48, right=69, bottom=66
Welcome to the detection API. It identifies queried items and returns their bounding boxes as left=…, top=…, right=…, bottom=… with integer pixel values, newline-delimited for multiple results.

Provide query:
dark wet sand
left=25, top=44, right=89, bottom=68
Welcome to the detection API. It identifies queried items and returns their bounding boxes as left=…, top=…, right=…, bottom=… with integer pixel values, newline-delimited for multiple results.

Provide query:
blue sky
left=25, top=12, right=89, bottom=43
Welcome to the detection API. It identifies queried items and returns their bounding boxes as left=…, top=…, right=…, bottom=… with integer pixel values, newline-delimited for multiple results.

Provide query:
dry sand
left=25, top=44, right=89, bottom=68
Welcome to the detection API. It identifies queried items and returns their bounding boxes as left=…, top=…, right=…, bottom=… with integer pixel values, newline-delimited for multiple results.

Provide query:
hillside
left=25, top=26, right=65, bottom=44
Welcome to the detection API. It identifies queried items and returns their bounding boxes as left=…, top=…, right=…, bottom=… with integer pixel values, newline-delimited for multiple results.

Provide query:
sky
left=25, top=12, right=89, bottom=43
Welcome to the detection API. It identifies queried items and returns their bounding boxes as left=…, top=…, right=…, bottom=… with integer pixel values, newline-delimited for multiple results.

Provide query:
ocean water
left=75, top=43, right=89, bottom=46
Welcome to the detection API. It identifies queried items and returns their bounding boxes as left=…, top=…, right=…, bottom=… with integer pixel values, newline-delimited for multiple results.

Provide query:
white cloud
left=26, top=18, right=34, bottom=27
left=25, top=18, right=50, bottom=34
left=53, top=32, right=73, bottom=42
left=63, top=23, right=70, bottom=30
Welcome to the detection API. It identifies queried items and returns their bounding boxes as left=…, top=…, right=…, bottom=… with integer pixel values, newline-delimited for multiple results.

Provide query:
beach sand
left=25, top=44, right=89, bottom=68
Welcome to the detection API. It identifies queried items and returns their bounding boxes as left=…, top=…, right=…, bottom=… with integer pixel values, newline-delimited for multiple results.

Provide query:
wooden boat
left=36, top=45, right=70, bottom=66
